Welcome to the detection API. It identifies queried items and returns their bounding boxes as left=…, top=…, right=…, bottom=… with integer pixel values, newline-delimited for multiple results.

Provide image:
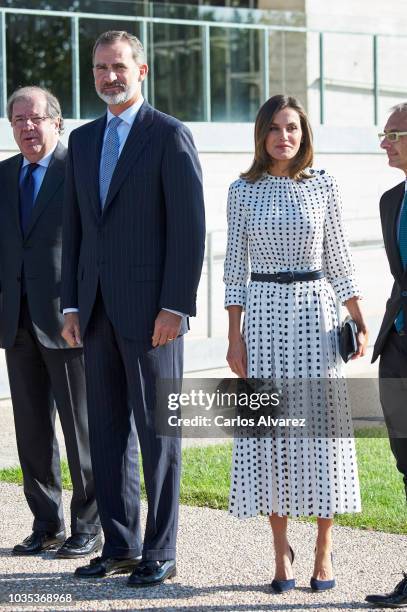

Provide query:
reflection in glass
left=79, top=19, right=141, bottom=119
left=269, top=31, right=307, bottom=108
left=210, top=27, right=262, bottom=122
left=151, top=23, right=204, bottom=121
left=6, top=13, right=73, bottom=116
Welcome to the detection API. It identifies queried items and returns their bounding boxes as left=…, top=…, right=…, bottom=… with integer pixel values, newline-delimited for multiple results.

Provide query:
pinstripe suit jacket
left=0, top=142, right=71, bottom=349
left=61, top=101, right=205, bottom=347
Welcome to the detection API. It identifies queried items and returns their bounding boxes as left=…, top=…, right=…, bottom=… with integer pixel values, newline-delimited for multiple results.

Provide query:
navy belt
left=250, top=270, right=324, bottom=284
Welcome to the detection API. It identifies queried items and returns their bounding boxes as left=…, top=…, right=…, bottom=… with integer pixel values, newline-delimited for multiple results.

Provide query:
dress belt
left=250, top=270, right=324, bottom=283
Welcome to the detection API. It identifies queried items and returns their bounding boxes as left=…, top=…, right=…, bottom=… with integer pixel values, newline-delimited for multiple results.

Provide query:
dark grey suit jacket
left=372, top=181, right=407, bottom=362
left=0, top=142, right=71, bottom=349
left=61, top=101, right=205, bottom=347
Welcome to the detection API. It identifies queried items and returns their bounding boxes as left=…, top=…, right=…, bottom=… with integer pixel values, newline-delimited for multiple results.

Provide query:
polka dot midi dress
left=224, top=171, right=362, bottom=518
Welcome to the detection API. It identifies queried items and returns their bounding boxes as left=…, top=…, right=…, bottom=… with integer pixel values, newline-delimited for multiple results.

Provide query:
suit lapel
left=88, top=115, right=107, bottom=218
left=24, top=142, right=66, bottom=238
left=384, top=183, right=405, bottom=279
left=102, top=101, right=154, bottom=214
left=7, top=155, right=23, bottom=240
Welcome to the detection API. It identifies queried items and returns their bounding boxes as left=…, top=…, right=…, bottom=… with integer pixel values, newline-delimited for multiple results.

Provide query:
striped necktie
left=99, top=116, right=122, bottom=209
left=395, top=191, right=407, bottom=332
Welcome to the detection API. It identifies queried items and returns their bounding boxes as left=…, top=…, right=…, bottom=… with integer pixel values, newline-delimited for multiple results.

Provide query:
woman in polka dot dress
left=224, top=95, right=369, bottom=592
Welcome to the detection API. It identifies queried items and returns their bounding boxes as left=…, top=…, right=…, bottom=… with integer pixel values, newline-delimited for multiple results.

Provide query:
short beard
left=96, top=81, right=138, bottom=106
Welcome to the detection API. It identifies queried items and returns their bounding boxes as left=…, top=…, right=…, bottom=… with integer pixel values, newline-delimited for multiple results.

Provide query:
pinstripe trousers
left=83, top=289, right=183, bottom=560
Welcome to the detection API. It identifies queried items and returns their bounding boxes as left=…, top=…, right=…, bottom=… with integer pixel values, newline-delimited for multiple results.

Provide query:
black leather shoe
left=55, top=533, right=102, bottom=559
left=127, top=560, right=177, bottom=588
left=366, top=573, right=407, bottom=607
left=13, top=531, right=65, bottom=555
left=74, top=556, right=141, bottom=578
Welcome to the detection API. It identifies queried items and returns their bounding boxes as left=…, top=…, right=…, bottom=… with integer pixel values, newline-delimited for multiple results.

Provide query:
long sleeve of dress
left=322, top=175, right=362, bottom=304
left=224, top=180, right=249, bottom=308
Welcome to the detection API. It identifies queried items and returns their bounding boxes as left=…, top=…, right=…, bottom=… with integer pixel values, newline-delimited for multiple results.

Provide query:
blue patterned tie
left=99, top=116, right=122, bottom=209
left=19, top=163, right=39, bottom=236
left=395, top=191, right=407, bottom=332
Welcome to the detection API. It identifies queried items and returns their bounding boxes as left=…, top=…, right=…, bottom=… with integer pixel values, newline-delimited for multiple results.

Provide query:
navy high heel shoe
left=271, top=546, right=295, bottom=593
left=310, top=552, right=336, bottom=591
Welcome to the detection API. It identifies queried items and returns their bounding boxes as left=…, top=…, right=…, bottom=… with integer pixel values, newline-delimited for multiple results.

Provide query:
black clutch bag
left=339, top=316, right=358, bottom=363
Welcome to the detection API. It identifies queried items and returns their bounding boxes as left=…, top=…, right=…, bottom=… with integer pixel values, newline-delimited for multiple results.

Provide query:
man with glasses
left=367, top=104, right=407, bottom=607
left=0, top=86, right=100, bottom=558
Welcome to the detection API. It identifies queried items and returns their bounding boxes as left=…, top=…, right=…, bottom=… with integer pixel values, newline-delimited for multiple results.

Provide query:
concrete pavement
left=1, top=481, right=406, bottom=612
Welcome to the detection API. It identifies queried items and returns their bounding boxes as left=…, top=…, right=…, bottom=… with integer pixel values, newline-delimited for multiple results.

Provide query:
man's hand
left=62, top=312, right=82, bottom=347
left=152, top=310, right=182, bottom=347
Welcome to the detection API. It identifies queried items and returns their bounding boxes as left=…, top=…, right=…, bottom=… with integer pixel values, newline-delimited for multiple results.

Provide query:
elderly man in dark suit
left=367, top=103, right=407, bottom=607
left=61, top=31, right=205, bottom=586
left=0, top=86, right=100, bottom=558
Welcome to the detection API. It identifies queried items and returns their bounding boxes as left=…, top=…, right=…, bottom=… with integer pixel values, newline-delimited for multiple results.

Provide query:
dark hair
left=7, top=86, right=64, bottom=134
left=241, top=95, right=313, bottom=182
left=92, top=30, right=146, bottom=64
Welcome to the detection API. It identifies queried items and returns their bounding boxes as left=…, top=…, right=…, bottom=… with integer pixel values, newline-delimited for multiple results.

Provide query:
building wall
left=306, top=0, right=407, bottom=128
left=259, top=0, right=305, bottom=10
left=306, top=0, right=407, bottom=34
left=0, top=121, right=399, bottom=242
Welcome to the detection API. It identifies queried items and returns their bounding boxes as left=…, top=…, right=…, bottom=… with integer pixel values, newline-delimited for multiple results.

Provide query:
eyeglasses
left=378, top=131, right=407, bottom=143
left=11, top=115, right=50, bottom=127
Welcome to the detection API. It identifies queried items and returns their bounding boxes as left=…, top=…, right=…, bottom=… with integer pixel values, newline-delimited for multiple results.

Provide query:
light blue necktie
left=395, top=191, right=407, bottom=332
left=99, top=116, right=122, bottom=209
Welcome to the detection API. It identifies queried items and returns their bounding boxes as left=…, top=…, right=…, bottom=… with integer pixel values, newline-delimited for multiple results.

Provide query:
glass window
left=210, top=27, right=262, bottom=121
left=6, top=13, right=73, bottom=117
left=269, top=30, right=307, bottom=106
left=79, top=19, right=141, bottom=119
left=150, top=23, right=204, bottom=121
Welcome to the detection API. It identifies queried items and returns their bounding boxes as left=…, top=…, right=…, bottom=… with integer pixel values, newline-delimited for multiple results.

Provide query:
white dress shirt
left=20, top=144, right=58, bottom=198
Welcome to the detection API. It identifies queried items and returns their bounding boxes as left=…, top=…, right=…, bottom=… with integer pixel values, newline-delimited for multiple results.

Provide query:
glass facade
left=210, top=27, right=262, bottom=122
left=0, top=1, right=407, bottom=126
left=6, top=12, right=73, bottom=116
left=79, top=18, right=142, bottom=118
left=151, top=23, right=204, bottom=121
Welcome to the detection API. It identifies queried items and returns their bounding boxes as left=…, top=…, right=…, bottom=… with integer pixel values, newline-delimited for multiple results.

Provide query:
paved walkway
left=0, top=481, right=406, bottom=611
left=0, top=359, right=401, bottom=611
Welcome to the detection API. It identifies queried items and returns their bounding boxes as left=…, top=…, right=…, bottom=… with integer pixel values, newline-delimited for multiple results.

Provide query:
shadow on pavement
left=0, top=574, right=374, bottom=610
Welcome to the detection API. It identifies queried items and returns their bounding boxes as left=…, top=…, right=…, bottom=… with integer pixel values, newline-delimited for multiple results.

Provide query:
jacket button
left=402, top=291, right=407, bottom=297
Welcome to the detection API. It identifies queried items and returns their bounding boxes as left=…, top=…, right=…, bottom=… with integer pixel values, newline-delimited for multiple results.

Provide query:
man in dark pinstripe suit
left=61, top=30, right=205, bottom=586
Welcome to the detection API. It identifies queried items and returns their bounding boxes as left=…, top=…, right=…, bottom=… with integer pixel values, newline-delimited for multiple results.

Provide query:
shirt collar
left=106, top=96, right=144, bottom=127
left=22, top=143, right=58, bottom=169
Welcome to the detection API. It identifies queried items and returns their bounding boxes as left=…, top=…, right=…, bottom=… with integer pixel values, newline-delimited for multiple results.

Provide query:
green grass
left=1, top=428, right=405, bottom=534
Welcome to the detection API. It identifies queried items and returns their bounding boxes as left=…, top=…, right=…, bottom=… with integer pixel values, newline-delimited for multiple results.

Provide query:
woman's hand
left=352, top=326, right=369, bottom=359
left=344, top=296, right=369, bottom=359
left=227, top=335, right=248, bottom=378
